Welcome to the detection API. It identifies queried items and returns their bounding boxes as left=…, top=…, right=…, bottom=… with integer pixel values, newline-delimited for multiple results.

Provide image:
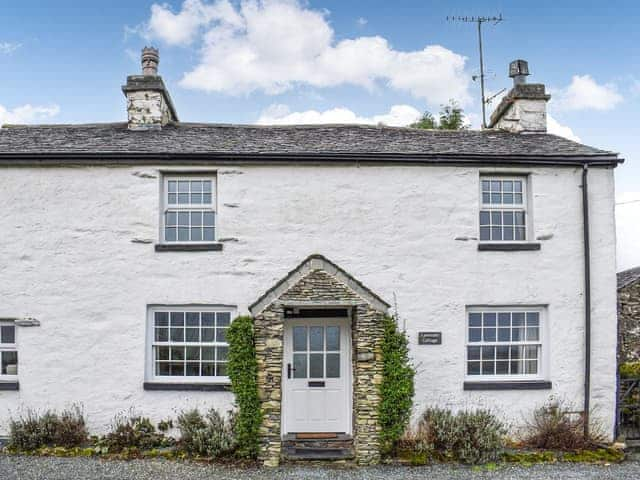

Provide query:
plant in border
left=8, top=405, right=88, bottom=451
left=177, top=408, right=236, bottom=458
left=227, top=315, right=262, bottom=458
left=378, top=314, right=415, bottom=456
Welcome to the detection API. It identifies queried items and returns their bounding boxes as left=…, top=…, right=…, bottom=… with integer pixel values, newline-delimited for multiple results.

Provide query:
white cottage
left=0, top=49, right=622, bottom=465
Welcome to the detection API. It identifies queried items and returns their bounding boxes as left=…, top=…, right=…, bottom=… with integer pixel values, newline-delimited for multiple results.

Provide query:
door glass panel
left=326, top=353, right=340, bottom=378
left=309, top=353, right=324, bottom=378
left=309, top=326, right=324, bottom=351
left=293, top=353, right=307, bottom=378
left=293, top=326, right=307, bottom=351
left=326, top=326, right=340, bottom=351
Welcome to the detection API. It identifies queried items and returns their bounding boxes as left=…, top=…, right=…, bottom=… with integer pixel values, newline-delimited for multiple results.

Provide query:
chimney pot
left=141, top=46, right=159, bottom=76
left=509, top=59, right=530, bottom=86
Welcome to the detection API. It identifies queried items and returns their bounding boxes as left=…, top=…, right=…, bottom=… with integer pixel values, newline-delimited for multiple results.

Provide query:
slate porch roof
left=618, top=266, right=640, bottom=290
left=0, top=122, right=621, bottom=165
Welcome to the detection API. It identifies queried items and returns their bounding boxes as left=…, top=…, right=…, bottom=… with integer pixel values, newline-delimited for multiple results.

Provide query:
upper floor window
left=479, top=177, right=527, bottom=242
left=162, top=175, right=216, bottom=243
left=146, top=306, right=232, bottom=383
left=0, top=322, right=18, bottom=379
left=466, top=307, right=544, bottom=380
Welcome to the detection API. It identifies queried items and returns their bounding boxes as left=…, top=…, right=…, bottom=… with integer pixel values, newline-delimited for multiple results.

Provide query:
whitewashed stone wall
left=0, top=164, right=617, bottom=439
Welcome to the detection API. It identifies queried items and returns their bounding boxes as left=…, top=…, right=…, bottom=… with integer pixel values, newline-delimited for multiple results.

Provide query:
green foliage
left=177, top=408, right=236, bottom=458
left=620, top=361, right=640, bottom=378
left=409, top=100, right=468, bottom=130
left=227, top=315, right=262, bottom=458
left=8, top=406, right=88, bottom=450
left=100, top=411, right=172, bottom=453
left=404, top=407, right=506, bottom=464
left=378, top=315, right=415, bottom=456
left=523, top=400, right=604, bottom=451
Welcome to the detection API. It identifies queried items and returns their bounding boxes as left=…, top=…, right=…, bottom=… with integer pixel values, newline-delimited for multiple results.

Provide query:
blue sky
left=1, top=0, right=639, bottom=267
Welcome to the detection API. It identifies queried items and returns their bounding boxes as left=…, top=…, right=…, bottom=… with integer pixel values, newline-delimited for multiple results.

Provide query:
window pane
left=186, top=363, right=200, bottom=376
left=170, top=347, right=185, bottom=361
left=202, top=347, right=215, bottom=361
left=482, top=193, right=490, bottom=204
left=469, top=313, right=482, bottom=327
left=503, top=181, right=513, bottom=192
left=1, top=351, right=18, bottom=375
left=480, top=227, right=490, bottom=241
left=155, top=312, right=169, bottom=326
left=504, top=227, right=514, bottom=241
left=191, top=181, right=202, bottom=193
left=186, top=312, right=200, bottom=326
left=156, top=347, right=170, bottom=361
left=496, top=346, right=510, bottom=360
left=165, top=227, right=176, bottom=242
left=469, top=328, right=481, bottom=342
left=155, top=328, right=168, bottom=342
left=293, top=326, right=307, bottom=351
left=496, top=361, right=509, bottom=374
left=526, top=327, right=539, bottom=341
left=309, top=327, right=324, bottom=351
left=326, top=353, right=340, bottom=378
left=170, top=312, right=184, bottom=326
left=483, top=327, right=496, bottom=342
left=326, top=326, right=340, bottom=351
left=203, top=181, right=212, bottom=193
left=481, top=346, right=495, bottom=360
left=217, top=346, right=229, bottom=362
left=309, top=353, right=323, bottom=378
left=216, top=328, right=227, bottom=343
left=479, top=211, right=490, bottom=225
left=191, top=228, right=202, bottom=241
left=216, top=363, right=228, bottom=376
left=467, top=361, right=480, bottom=375
left=178, top=193, right=189, bottom=204
left=514, top=212, right=525, bottom=225
left=170, top=363, right=184, bottom=376
left=186, top=328, right=199, bottom=342
left=482, top=180, right=490, bottom=192
left=191, top=212, right=202, bottom=226
left=491, top=181, right=501, bottom=191
left=217, top=312, right=231, bottom=327
left=514, top=181, right=522, bottom=192
left=293, top=353, right=307, bottom=378
left=171, top=328, right=184, bottom=342
left=178, top=212, right=190, bottom=226
left=498, top=313, right=510, bottom=327
left=203, top=227, right=215, bottom=242
left=498, top=328, right=510, bottom=341
left=491, top=211, right=502, bottom=225
left=168, top=193, right=177, bottom=204
left=168, top=181, right=177, bottom=193
left=503, top=193, right=513, bottom=204
left=512, top=313, right=524, bottom=326
left=165, top=211, right=177, bottom=226
left=203, top=193, right=212, bottom=204
left=525, top=360, right=538, bottom=374
left=482, top=361, right=495, bottom=375
left=202, top=313, right=215, bottom=327
left=157, top=363, right=170, bottom=376
left=1, top=326, right=15, bottom=344
left=203, top=212, right=215, bottom=226
left=191, top=193, right=202, bottom=204
left=491, top=227, right=502, bottom=240
left=202, top=363, right=215, bottom=376
left=483, top=313, right=496, bottom=326
left=526, top=312, right=539, bottom=326
left=202, top=328, right=215, bottom=342
left=178, top=181, right=189, bottom=193
left=186, top=347, right=200, bottom=361
left=467, top=346, right=481, bottom=360
left=178, top=228, right=189, bottom=241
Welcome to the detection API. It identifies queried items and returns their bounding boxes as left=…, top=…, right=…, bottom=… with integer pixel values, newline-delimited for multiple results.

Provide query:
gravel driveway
left=1, top=457, right=640, bottom=480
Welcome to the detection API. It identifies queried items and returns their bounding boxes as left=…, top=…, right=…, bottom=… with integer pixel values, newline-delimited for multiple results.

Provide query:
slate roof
left=0, top=122, right=621, bottom=165
left=618, top=267, right=640, bottom=290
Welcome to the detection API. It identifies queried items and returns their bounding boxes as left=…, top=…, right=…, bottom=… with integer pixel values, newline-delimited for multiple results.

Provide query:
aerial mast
left=446, top=14, right=503, bottom=129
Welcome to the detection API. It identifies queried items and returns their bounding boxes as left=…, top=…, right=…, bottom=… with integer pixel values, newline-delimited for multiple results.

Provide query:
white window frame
left=0, top=321, right=18, bottom=382
left=479, top=175, right=530, bottom=243
left=145, top=305, right=234, bottom=385
left=160, top=174, right=217, bottom=244
left=464, top=306, right=548, bottom=382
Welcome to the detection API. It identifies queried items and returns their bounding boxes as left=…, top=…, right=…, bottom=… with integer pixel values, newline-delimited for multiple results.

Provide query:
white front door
left=282, top=317, right=351, bottom=434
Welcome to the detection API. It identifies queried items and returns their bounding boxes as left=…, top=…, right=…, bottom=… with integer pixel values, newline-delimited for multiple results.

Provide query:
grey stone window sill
left=464, top=380, right=552, bottom=391
left=143, top=382, right=231, bottom=391
left=155, top=243, right=223, bottom=252
left=478, top=242, right=541, bottom=251
left=0, top=382, right=19, bottom=391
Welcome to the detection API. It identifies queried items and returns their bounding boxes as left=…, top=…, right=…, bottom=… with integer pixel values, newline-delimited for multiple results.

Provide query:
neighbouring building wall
left=0, top=163, right=617, bottom=438
left=618, top=281, right=640, bottom=363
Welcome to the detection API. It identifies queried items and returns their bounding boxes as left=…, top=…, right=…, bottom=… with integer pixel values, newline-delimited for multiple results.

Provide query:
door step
left=282, top=434, right=354, bottom=462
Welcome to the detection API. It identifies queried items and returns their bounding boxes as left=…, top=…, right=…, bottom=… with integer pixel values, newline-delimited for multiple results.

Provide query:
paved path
left=1, top=456, right=639, bottom=480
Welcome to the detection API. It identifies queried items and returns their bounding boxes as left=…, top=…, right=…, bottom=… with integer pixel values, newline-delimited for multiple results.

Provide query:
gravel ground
left=1, top=457, right=640, bottom=480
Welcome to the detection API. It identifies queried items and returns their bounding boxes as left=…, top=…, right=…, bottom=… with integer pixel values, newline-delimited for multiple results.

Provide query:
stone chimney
left=488, top=59, right=550, bottom=133
left=122, top=47, right=178, bottom=130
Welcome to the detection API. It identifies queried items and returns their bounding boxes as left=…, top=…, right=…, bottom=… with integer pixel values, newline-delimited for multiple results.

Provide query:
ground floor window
left=466, top=307, right=545, bottom=380
left=146, top=306, right=233, bottom=383
left=0, top=322, right=18, bottom=379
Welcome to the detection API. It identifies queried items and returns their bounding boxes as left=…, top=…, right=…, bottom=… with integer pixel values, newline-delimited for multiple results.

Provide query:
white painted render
left=0, top=163, right=617, bottom=438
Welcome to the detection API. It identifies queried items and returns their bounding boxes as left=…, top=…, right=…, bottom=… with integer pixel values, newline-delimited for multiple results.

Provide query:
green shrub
left=378, top=315, right=415, bottom=456
left=620, top=361, right=640, bottom=378
left=227, top=315, right=262, bottom=458
left=100, top=411, right=171, bottom=452
left=8, top=406, right=88, bottom=450
left=404, top=407, right=506, bottom=464
left=523, top=400, right=603, bottom=450
left=177, top=408, right=236, bottom=458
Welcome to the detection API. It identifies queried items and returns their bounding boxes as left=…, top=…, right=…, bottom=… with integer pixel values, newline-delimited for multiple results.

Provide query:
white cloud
left=257, top=104, right=421, bottom=127
left=142, top=0, right=471, bottom=105
left=0, top=42, right=21, bottom=54
left=554, top=75, right=622, bottom=111
left=0, top=104, right=60, bottom=126
left=356, top=17, right=368, bottom=26
left=546, top=114, right=581, bottom=142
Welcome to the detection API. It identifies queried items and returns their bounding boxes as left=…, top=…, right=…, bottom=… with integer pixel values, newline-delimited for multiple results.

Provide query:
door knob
left=287, top=363, right=296, bottom=378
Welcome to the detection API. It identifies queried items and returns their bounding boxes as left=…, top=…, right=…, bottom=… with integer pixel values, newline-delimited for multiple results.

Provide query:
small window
left=162, top=175, right=216, bottom=243
left=147, top=307, right=232, bottom=383
left=479, top=177, right=527, bottom=242
left=466, top=308, right=544, bottom=380
left=0, top=322, right=18, bottom=379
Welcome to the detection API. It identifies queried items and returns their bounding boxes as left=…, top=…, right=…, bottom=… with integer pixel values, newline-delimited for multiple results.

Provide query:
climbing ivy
left=227, top=315, right=262, bottom=458
left=378, top=315, right=415, bottom=456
